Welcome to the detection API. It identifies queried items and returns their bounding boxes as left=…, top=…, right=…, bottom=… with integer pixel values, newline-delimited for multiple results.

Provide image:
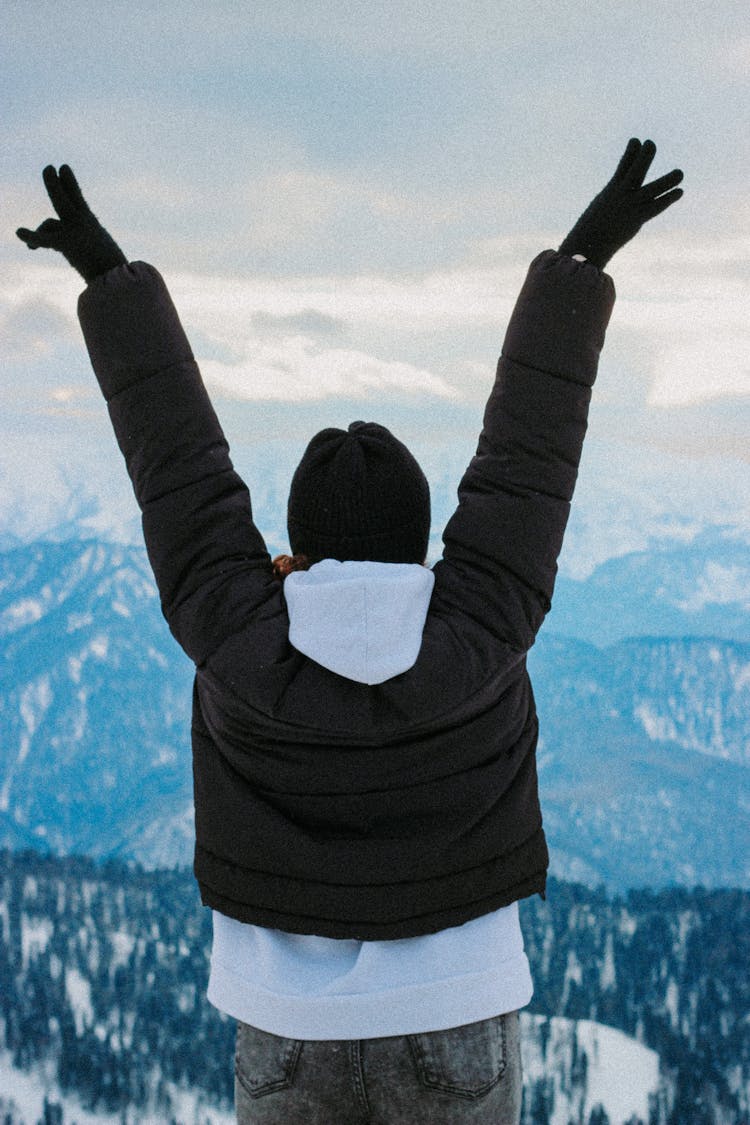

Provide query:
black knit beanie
left=287, top=421, right=431, bottom=563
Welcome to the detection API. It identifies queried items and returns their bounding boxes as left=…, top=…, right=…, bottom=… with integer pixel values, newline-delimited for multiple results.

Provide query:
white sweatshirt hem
left=208, top=958, right=533, bottom=1040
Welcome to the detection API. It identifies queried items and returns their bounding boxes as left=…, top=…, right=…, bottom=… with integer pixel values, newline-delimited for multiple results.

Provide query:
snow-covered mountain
left=528, top=633, right=750, bottom=889
left=0, top=1019, right=661, bottom=1125
left=521, top=1016, right=659, bottom=1125
left=0, top=537, right=748, bottom=890
left=547, top=529, right=750, bottom=645
left=0, top=541, right=194, bottom=865
left=4, top=852, right=748, bottom=1123
left=2, top=446, right=749, bottom=644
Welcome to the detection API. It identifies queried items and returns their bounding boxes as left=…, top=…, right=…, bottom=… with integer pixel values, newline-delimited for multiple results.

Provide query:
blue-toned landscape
left=1, top=472, right=748, bottom=1121
left=1, top=529, right=748, bottom=891
left=4, top=1, right=750, bottom=1120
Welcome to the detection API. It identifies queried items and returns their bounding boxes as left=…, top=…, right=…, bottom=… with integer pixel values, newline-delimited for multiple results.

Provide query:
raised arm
left=17, top=166, right=275, bottom=665
left=433, top=139, right=683, bottom=652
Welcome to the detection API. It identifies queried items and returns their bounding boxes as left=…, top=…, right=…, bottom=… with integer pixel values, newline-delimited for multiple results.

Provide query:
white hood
left=284, top=559, right=435, bottom=685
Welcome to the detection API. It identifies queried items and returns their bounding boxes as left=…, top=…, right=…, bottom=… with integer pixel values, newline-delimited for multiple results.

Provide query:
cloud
left=164, top=231, right=750, bottom=408
left=158, top=246, right=534, bottom=400
left=649, top=335, right=750, bottom=406
left=166, top=243, right=525, bottom=337
left=601, top=232, right=750, bottom=407
left=628, top=394, right=750, bottom=467
left=0, top=262, right=82, bottom=318
left=711, top=34, right=750, bottom=77
left=1, top=297, right=75, bottom=361
left=3, top=229, right=748, bottom=418
left=3, top=0, right=749, bottom=572
left=201, top=346, right=456, bottom=402
left=250, top=309, right=346, bottom=338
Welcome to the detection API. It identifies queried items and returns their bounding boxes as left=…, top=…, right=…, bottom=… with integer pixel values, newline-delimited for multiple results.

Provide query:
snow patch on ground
left=521, top=1013, right=659, bottom=1125
left=20, top=676, right=52, bottom=736
left=1, top=598, right=43, bottom=630
left=64, top=966, right=93, bottom=1035
left=110, top=929, right=136, bottom=970
left=20, top=914, right=53, bottom=970
left=665, top=978, right=680, bottom=1031
left=599, top=932, right=616, bottom=991
left=675, top=561, right=750, bottom=612
left=634, top=701, right=678, bottom=743
left=1, top=1017, right=659, bottom=1125
left=577, top=1019, right=659, bottom=1123
left=0, top=1050, right=234, bottom=1124
left=89, top=634, right=109, bottom=659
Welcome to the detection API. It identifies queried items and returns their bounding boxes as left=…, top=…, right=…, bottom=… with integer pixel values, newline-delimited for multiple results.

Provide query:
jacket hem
left=195, top=854, right=548, bottom=940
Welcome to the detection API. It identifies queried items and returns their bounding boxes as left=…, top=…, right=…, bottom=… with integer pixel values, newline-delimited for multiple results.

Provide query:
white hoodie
left=284, top=559, right=435, bottom=684
left=208, top=561, right=532, bottom=1039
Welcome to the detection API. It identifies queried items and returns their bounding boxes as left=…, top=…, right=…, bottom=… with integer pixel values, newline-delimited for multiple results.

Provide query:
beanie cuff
left=288, top=519, right=429, bottom=565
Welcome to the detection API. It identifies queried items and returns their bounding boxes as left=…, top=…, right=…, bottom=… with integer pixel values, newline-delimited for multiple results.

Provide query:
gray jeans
left=235, top=1010, right=522, bottom=1124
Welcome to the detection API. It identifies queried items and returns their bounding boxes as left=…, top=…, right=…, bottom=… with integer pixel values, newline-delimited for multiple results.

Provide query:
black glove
left=558, top=139, right=683, bottom=269
left=16, top=165, right=127, bottom=283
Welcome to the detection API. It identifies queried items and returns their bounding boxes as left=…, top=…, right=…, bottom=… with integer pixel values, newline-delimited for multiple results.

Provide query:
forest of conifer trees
left=1, top=850, right=748, bottom=1124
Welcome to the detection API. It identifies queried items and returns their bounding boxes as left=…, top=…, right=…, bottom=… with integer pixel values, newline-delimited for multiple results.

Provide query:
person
left=17, top=138, right=683, bottom=1125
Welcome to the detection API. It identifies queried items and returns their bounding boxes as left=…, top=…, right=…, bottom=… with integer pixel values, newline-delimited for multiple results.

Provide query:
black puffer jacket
left=78, top=250, right=615, bottom=940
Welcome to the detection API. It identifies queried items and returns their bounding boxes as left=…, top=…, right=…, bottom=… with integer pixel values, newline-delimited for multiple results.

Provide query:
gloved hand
left=558, top=139, right=683, bottom=269
left=16, top=165, right=127, bottom=283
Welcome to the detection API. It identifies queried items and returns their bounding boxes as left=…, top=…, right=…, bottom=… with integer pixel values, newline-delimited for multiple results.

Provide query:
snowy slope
left=1, top=538, right=748, bottom=889
left=521, top=1015, right=660, bottom=1124
left=0, top=1051, right=233, bottom=1125
left=0, top=1022, right=659, bottom=1125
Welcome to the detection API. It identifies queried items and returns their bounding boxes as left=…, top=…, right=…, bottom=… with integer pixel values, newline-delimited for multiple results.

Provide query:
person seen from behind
left=17, top=136, right=683, bottom=1124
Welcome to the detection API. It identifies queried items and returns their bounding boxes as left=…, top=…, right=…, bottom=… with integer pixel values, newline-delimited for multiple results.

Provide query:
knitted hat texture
left=287, top=421, right=431, bottom=563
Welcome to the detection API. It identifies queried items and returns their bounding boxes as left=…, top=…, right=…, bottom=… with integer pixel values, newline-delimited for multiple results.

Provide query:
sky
left=2, top=0, right=749, bottom=570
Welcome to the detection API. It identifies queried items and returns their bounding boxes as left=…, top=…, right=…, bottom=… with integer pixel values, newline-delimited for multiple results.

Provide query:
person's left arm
left=17, top=166, right=276, bottom=666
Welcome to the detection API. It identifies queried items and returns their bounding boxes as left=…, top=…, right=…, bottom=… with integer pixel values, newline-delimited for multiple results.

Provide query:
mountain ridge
left=0, top=538, right=747, bottom=891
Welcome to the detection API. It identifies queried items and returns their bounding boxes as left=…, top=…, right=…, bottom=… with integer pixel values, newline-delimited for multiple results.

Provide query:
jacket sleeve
left=432, top=250, right=615, bottom=652
left=77, top=261, right=277, bottom=666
